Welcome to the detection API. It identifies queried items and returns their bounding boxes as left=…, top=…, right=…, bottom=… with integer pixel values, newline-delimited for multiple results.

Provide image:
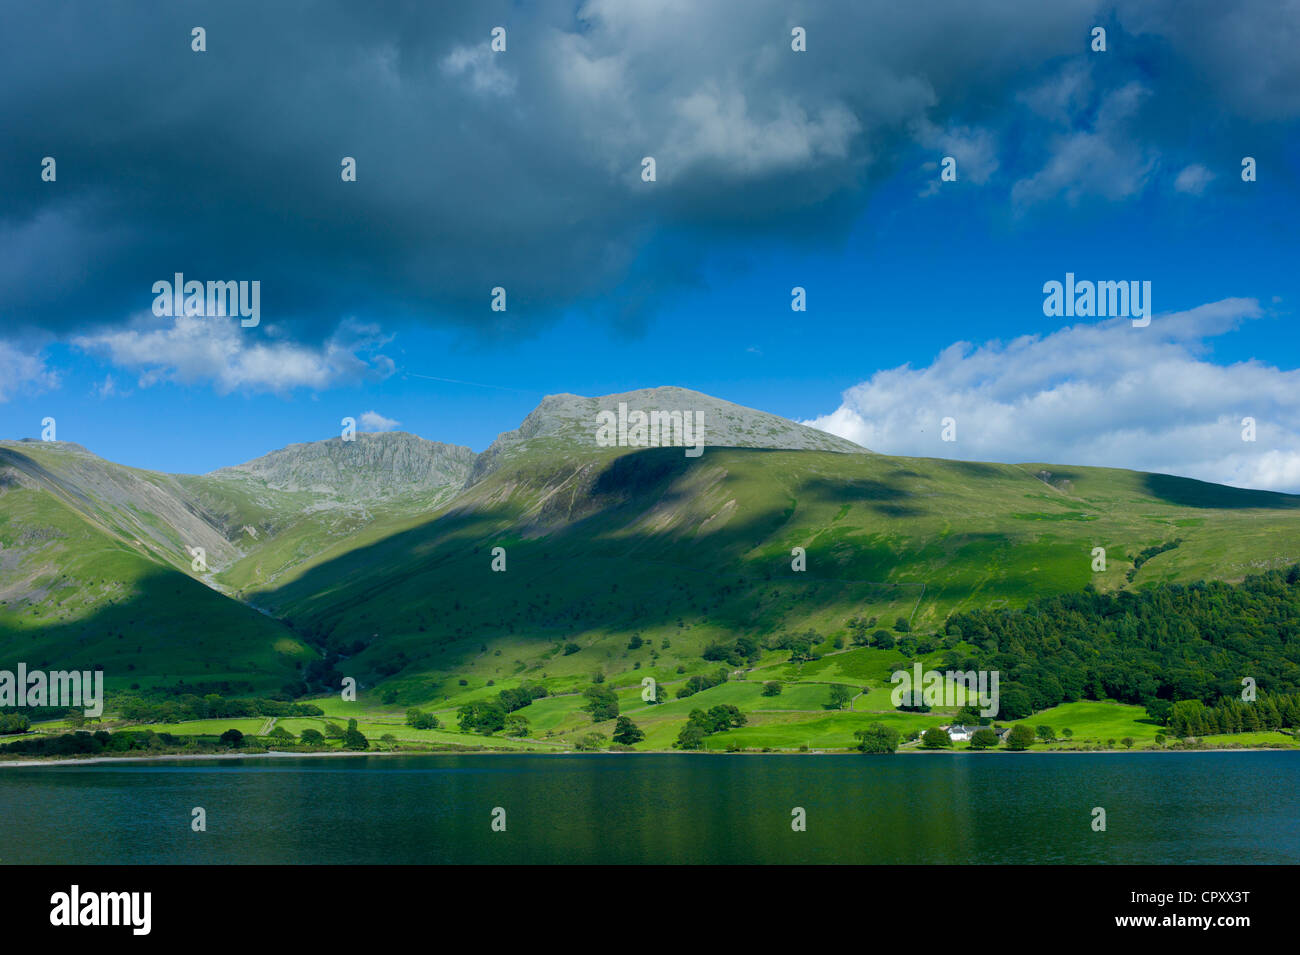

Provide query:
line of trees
left=116, top=695, right=324, bottom=723
left=1165, top=692, right=1300, bottom=737
left=942, top=568, right=1300, bottom=719
left=455, top=680, right=551, bottom=735
left=0, top=713, right=31, bottom=734
left=676, top=667, right=730, bottom=699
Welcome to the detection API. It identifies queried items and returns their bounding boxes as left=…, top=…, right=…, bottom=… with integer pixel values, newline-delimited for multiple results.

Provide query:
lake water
left=2, top=751, right=1297, bottom=864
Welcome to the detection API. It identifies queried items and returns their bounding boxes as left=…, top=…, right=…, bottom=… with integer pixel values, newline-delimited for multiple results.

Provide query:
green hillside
left=0, top=448, right=311, bottom=692
left=249, top=443, right=1299, bottom=704
left=3, top=388, right=1299, bottom=755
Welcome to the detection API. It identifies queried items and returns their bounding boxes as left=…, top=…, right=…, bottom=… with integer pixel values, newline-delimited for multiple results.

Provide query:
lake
left=2, top=751, right=1297, bottom=864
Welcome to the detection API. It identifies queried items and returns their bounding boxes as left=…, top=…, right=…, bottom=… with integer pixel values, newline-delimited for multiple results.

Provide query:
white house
left=948, top=724, right=1007, bottom=742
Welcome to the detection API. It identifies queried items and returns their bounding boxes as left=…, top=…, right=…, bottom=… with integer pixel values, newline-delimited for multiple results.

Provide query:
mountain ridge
left=209, top=431, right=476, bottom=501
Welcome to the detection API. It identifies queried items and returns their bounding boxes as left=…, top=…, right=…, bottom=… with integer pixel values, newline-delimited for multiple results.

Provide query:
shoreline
left=1, top=744, right=1294, bottom=768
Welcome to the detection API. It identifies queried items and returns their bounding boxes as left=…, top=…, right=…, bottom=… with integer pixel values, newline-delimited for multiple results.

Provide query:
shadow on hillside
left=1142, top=473, right=1300, bottom=510
left=0, top=566, right=299, bottom=695
left=17, top=445, right=1300, bottom=708
left=940, top=460, right=1007, bottom=478
left=10, top=447, right=1048, bottom=700
left=591, top=446, right=695, bottom=496
left=242, top=447, right=997, bottom=681
left=797, top=475, right=926, bottom=517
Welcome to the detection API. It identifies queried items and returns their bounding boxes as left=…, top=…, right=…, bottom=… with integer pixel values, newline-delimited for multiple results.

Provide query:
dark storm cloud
left=1, top=0, right=1295, bottom=350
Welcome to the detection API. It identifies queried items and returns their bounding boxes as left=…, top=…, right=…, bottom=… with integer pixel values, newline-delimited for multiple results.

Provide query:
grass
left=22, top=694, right=1294, bottom=757
left=1015, top=700, right=1161, bottom=744
left=6, top=438, right=1300, bottom=756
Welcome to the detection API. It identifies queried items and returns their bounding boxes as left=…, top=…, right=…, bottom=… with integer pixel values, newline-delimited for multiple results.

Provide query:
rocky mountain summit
left=211, top=432, right=476, bottom=500
left=466, top=386, right=868, bottom=485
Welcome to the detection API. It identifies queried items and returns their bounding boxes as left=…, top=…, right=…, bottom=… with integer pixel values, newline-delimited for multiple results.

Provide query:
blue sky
left=3, top=1, right=1299, bottom=489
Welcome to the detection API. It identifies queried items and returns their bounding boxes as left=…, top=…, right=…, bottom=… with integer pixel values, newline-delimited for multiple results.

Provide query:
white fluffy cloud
left=359, top=410, right=400, bottom=432
left=804, top=298, right=1300, bottom=492
left=0, top=340, right=58, bottom=401
left=72, top=317, right=395, bottom=395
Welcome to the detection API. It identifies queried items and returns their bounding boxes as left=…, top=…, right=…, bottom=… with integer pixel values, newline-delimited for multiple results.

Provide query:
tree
left=406, top=708, right=440, bottom=730
left=674, top=724, right=706, bottom=750
left=269, top=725, right=293, bottom=739
left=855, top=724, right=899, bottom=754
left=1146, top=699, right=1173, bottom=725
left=1155, top=733, right=1166, bottom=747
left=1169, top=700, right=1206, bottom=737
left=323, top=721, right=344, bottom=739
left=675, top=668, right=729, bottom=699
left=299, top=728, right=325, bottom=744
left=1035, top=725, right=1055, bottom=742
left=574, top=732, right=606, bottom=751
left=612, top=716, right=645, bottom=745
left=997, top=685, right=1035, bottom=720
left=872, top=630, right=896, bottom=650
left=894, top=617, right=911, bottom=633
left=0, top=713, right=31, bottom=734
left=503, top=713, right=531, bottom=737
left=1122, top=736, right=1135, bottom=749
left=219, top=729, right=244, bottom=747
left=828, top=684, right=854, bottom=710
left=761, top=681, right=783, bottom=697
left=582, top=684, right=619, bottom=722
left=1062, top=728, right=1073, bottom=739
left=343, top=718, right=369, bottom=751
left=921, top=727, right=952, bottom=749
left=1005, top=724, right=1036, bottom=751
left=497, top=683, right=547, bottom=713
left=457, top=700, right=506, bottom=734
left=703, top=705, right=746, bottom=731
left=969, top=728, right=1000, bottom=749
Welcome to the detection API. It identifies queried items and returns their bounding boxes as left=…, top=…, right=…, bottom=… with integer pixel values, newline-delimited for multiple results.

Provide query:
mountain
left=466, top=386, right=867, bottom=485
left=253, top=445, right=1300, bottom=699
left=0, top=440, right=241, bottom=572
left=0, top=440, right=312, bottom=693
left=208, top=431, right=475, bottom=500
left=3, top=388, right=1299, bottom=704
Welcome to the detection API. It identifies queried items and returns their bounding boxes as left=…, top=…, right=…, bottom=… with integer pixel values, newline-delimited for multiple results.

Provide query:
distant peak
left=210, top=430, right=475, bottom=498
left=466, top=385, right=869, bottom=486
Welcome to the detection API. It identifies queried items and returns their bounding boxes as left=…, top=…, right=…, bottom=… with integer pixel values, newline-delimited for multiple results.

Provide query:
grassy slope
left=177, top=471, right=462, bottom=595
left=246, top=446, right=1299, bottom=695
left=0, top=474, right=312, bottom=692
left=6, top=440, right=1299, bottom=751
